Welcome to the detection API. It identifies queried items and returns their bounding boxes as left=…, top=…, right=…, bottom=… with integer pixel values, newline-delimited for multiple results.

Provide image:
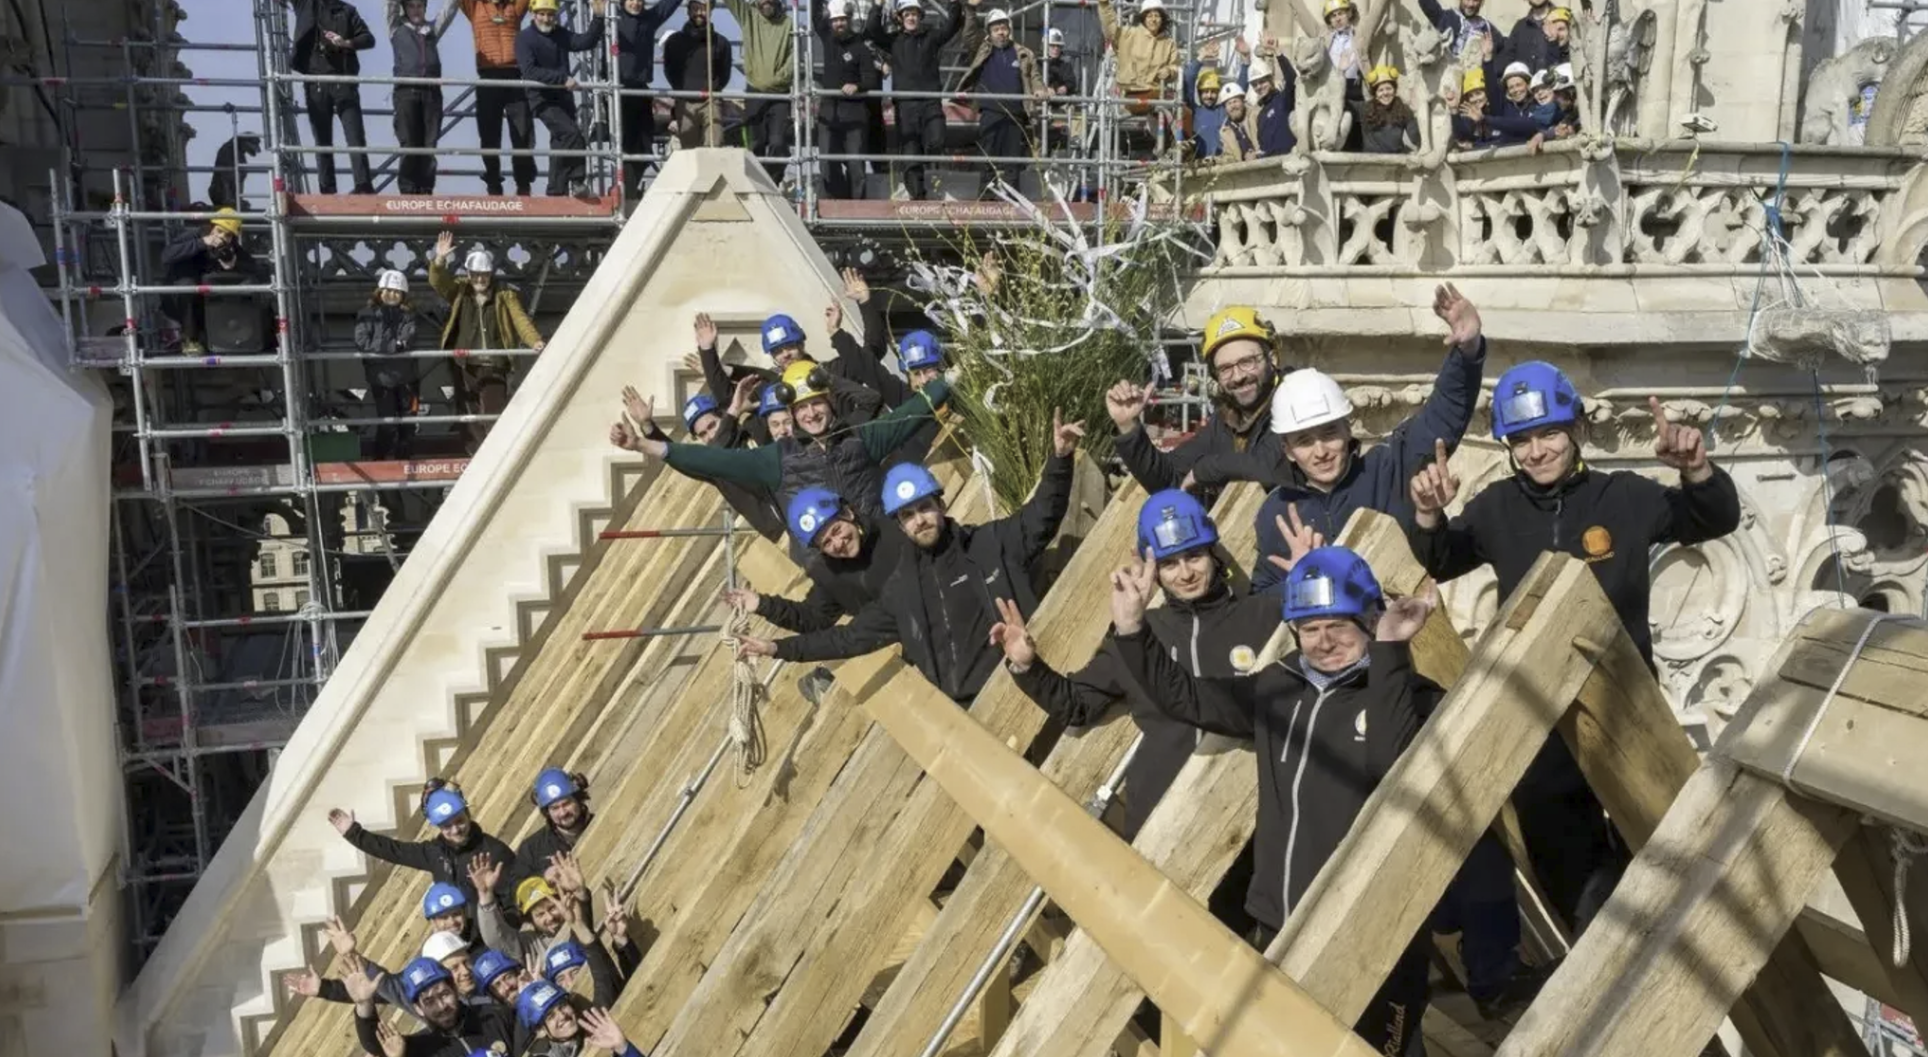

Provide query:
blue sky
left=177, top=0, right=727, bottom=197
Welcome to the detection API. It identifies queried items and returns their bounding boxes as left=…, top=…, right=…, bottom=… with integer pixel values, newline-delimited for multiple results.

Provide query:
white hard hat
left=1529, top=68, right=1551, bottom=89
left=1553, top=62, right=1575, bottom=90
left=421, top=931, right=467, bottom=962
left=1045, top=26, right=1064, bottom=44
left=984, top=6, right=1010, bottom=23
left=463, top=248, right=495, bottom=273
left=1502, top=61, right=1530, bottom=82
left=827, top=0, right=852, bottom=17
left=896, top=0, right=923, bottom=11
left=1137, top=0, right=1165, bottom=12
left=377, top=269, right=408, bottom=293
left=1269, top=369, right=1353, bottom=434
left=1216, top=82, right=1244, bottom=106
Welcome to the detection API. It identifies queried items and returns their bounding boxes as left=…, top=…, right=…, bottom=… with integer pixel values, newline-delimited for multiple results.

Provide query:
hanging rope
left=1894, top=825, right=1928, bottom=968
left=720, top=606, right=767, bottom=785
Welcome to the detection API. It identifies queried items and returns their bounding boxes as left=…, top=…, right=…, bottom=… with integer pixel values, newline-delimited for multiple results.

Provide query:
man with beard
left=326, top=781, right=520, bottom=916
left=1104, top=305, right=1289, bottom=510
left=664, top=0, right=732, bottom=148
left=813, top=0, right=883, bottom=198
left=734, top=414, right=1081, bottom=702
left=612, top=0, right=684, bottom=192
left=348, top=954, right=514, bottom=1056
left=866, top=0, right=974, bottom=200
left=517, top=768, right=595, bottom=879
left=515, top=0, right=605, bottom=196
left=724, top=486, right=908, bottom=633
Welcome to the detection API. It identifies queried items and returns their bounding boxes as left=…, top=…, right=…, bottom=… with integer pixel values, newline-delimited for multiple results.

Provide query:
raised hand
left=323, top=914, right=358, bottom=955
left=731, top=374, right=762, bottom=416
left=1432, top=283, right=1481, bottom=349
left=1649, top=396, right=1710, bottom=480
left=621, top=385, right=653, bottom=429
left=339, top=953, right=380, bottom=1004
left=842, top=266, right=870, bottom=303
left=549, top=851, right=585, bottom=895
left=327, top=808, right=356, bottom=835
left=973, top=251, right=1001, bottom=294
left=694, top=311, right=718, bottom=351
left=1051, top=408, right=1086, bottom=457
left=1104, top=380, right=1152, bottom=432
left=1377, top=582, right=1440, bottom=644
left=434, top=230, right=455, bottom=261
left=609, top=420, right=641, bottom=451
left=1409, top=438, right=1460, bottom=528
left=988, top=597, right=1037, bottom=669
left=1263, top=503, right=1325, bottom=577
left=1109, top=549, right=1159, bottom=635
left=682, top=351, right=702, bottom=375
left=469, top=851, right=503, bottom=894
left=721, top=586, right=761, bottom=614
left=284, top=968, right=322, bottom=997
left=376, top=1020, right=407, bottom=1057
left=600, top=888, right=630, bottom=944
left=582, top=1008, right=631, bottom=1053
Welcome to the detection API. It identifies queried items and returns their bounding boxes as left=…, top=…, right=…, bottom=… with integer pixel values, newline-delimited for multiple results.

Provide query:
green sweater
left=665, top=379, right=950, bottom=487
left=720, top=0, right=794, bottom=92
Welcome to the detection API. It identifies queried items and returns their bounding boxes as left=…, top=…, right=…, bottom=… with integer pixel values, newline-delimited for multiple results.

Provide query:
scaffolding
left=31, top=0, right=1206, bottom=964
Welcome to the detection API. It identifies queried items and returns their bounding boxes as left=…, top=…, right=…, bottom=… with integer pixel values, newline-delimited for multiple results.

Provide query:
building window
left=260, top=553, right=278, bottom=578
left=293, top=552, right=310, bottom=576
left=295, top=590, right=310, bottom=607
left=263, top=592, right=281, bottom=612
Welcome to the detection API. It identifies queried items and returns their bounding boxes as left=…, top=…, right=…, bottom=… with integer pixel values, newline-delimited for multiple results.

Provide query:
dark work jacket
left=160, top=228, right=259, bottom=283
left=642, top=415, right=787, bottom=541
left=1012, top=581, right=1279, bottom=838
left=1114, top=373, right=1285, bottom=512
left=354, top=302, right=421, bottom=389
left=815, top=0, right=884, bottom=126
left=758, top=512, right=910, bottom=632
left=1416, top=0, right=1499, bottom=54
left=514, top=812, right=592, bottom=882
left=391, top=19, right=444, bottom=78
left=865, top=0, right=968, bottom=94
left=341, top=821, right=522, bottom=918
left=616, top=0, right=683, bottom=86
left=356, top=999, right=515, bottom=1057
left=773, top=452, right=1075, bottom=701
left=830, top=300, right=939, bottom=465
left=693, top=340, right=883, bottom=448
left=1112, top=635, right=1438, bottom=931
left=516, top=16, right=605, bottom=105
left=663, top=20, right=733, bottom=94
left=1407, top=465, right=1742, bottom=666
left=291, top=0, right=376, bottom=75
left=1252, top=77, right=1296, bottom=155
left=1192, top=339, right=1487, bottom=593
left=1504, top=9, right=1566, bottom=77
left=1043, top=54, right=1074, bottom=95
left=318, top=935, right=496, bottom=1018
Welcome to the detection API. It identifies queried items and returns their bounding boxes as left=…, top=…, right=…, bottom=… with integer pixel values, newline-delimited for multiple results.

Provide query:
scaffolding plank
left=649, top=475, right=1141, bottom=1057
left=284, top=192, right=620, bottom=220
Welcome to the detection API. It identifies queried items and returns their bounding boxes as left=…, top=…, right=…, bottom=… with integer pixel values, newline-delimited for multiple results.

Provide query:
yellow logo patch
left=1228, top=645, right=1257, bottom=673
left=1581, top=525, right=1615, bottom=562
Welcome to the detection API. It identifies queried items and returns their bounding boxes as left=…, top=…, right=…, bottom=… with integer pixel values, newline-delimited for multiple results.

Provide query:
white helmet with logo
left=1045, top=26, right=1064, bottom=45
left=984, top=6, right=1010, bottom=24
left=1269, top=368, right=1353, bottom=434
left=1216, top=82, right=1245, bottom=106
left=377, top=269, right=408, bottom=293
left=1138, top=0, right=1165, bottom=12
left=827, top=0, right=853, bottom=17
left=463, top=248, right=495, bottom=274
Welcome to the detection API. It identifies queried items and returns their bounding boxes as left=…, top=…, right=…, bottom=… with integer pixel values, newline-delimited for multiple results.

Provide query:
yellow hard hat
left=516, top=876, right=560, bottom=915
left=1200, top=306, right=1275, bottom=363
left=210, top=206, right=243, bottom=236
left=1461, top=68, right=1487, bottom=94
left=1366, top=64, right=1400, bottom=87
left=1197, top=69, right=1221, bottom=94
left=530, top=0, right=561, bottom=10
left=1546, top=5, right=1572, bottom=23
left=780, top=360, right=831, bottom=405
left=1321, top=0, right=1354, bottom=15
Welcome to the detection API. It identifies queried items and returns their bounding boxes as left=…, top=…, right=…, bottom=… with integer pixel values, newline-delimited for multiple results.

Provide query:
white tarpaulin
left=0, top=199, right=122, bottom=1054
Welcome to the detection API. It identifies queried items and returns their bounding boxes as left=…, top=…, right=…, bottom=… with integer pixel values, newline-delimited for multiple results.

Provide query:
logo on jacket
left=1354, top=710, right=1367, bottom=742
left=1228, top=645, right=1256, bottom=674
left=1581, top=525, right=1614, bottom=562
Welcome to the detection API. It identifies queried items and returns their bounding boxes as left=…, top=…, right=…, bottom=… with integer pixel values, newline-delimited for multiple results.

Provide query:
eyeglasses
left=1213, top=351, right=1268, bottom=380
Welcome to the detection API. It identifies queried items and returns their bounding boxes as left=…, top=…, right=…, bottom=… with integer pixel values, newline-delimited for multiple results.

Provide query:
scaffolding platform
left=282, top=191, right=623, bottom=225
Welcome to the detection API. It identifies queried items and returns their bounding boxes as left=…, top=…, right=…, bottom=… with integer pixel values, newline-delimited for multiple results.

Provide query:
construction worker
left=1212, top=83, right=1259, bottom=161
left=472, top=949, right=530, bottom=1005
left=1406, top=361, right=1741, bottom=932
left=516, top=984, right=641, bottom=1057
left=812, top=0, right=883, bottom=199
left=1418, top=0, right=1498, bottom=59
left=663, top=0, right=732, bottom=150
left=1103, top=305, right=1287, bottom=509
left=1547, top=62, right=1581, bottom=137
left=960, top=8, right=1043, bottom=196
left=1184, top=284, right=1486, bottom=592
left=735, top=417, right=1080, bottom=702
left=719, top=0, right=796, bottom=185
left=287, top=917, right=497, bottom=1016
left=354, top=269, right=421, bottom=459
left=688, top=307, right=884, bottom=435
left=1181, top=41, right=1244, bottom=161
left=429, top=229, right=546, bottom=452
left=1321, top=0, right=1363, bottom=96
left=387, top=0, right=447, bottom=194
left=1360, top=64, right=1419, bottom=154
left=1042, top=26, right=1073, bottom=95
left=725, top=486, right=910, bottom=633
left=1107, top=544, right=1440, bottom=1054
left=868, top=0, right=974, bottom=201
left=346, top=954, right=516, bottom=1055
left=474, top=854, right=595, bottom=967
left=609, top=384, right=790, bottom=541
left=516, top=0, right=605, bottom=197
left=613, top=361, right=948, bottom=531
left=160, top=207, right=259, bottom=354
left=458, top=0, right=537, bottom=195
left=613, top=0, right=684, bottom=193
left=1098, top=0, right=1180, bottom=114
left=287, top=0, right=377, bottom=194
left=326, top=779, right=521, bottom=914
left=1538, top=7, right=1573, bottom=69
left=1246, top=40, right=1295, bottom=155
left=1502, top=0, right=1560, bottom=74
left=516, top=767, right=596, bottom=881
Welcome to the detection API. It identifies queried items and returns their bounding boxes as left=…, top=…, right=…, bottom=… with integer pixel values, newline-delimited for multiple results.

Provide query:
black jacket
left=1407, top=465, right=1742, bottom=665
left=341, top=821, right=523, bottom=915
left=1504, top=8, right=1566, bottom=77
left=290, top=0, right=376, bottom=76
left=616, top=0, right=683, bottom=86
left=663, top=19, right=733, bottom=94
left=865, top=0, right=968, bottom=94
left=1113, top=380, right=1286, bottom=512
left=356, top=1000, right=515, bottom=1057
left=814, top=0, right=884, bottom=125
left=161, top=228, right=258, bottom=283
left=1012, top=581, right=1279, bottom=838
left=774, top=452, right=1076, bottom=700
left=694, top=339, right=885, bottom=446
left=1113, top=634, right=1439, bottom=930
left=758, top=512, right=910, bottom=632
left=516, top=16, right=605, bottom=103
left=514, top=814, right=592, bottom=882
left=829, top=300, right=940, bottom=466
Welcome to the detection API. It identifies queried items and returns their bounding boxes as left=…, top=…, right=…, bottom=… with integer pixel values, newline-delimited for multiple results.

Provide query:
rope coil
left=1894, top=826, right=1927, bottom=969
left=721, top=606, right=767, bottom=785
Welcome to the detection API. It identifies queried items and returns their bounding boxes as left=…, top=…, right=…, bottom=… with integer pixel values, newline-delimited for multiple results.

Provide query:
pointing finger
left=1434, top=437, right=1449, bottom=466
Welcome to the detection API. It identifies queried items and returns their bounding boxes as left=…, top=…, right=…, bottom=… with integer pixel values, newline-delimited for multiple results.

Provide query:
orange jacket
left=461, top=0, right=529, bottom=68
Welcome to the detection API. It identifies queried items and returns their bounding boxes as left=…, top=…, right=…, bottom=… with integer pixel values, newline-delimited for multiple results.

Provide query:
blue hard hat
left=542, top=939, right=588, bottom=982
left=1491, top=361, right=1581, bottom=441
left=882, top=463, right=943, bottom=517
left=400, top=956, right=454, bottom=1004
left=424, top=787, right=468, bottom=825
left=682, top=393, right=720, bottom=432
left=422, top=882, right=468, bottom=919
left=756, top=384, right=789, bottom=417
left=898, top=330, right=943, bottom=372
left=1136, top=489, right=1219, bottom=561
left=760, top=313, right=807, bottom=355
left=786, top=487, right=844, bottom=547
left=532, top=767, right=579, bottom=809
left=515, top=980, right=569, bottom=1029
left=1281, top=546, right=1384, bottom=624
left=471, top=948, right=520, bottom=990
